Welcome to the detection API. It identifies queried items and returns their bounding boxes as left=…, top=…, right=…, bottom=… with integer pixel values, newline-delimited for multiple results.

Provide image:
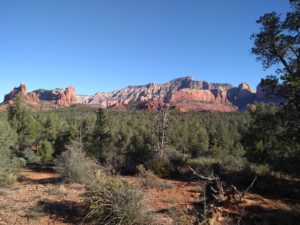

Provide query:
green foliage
left=7, top=94, right=38, bottom=149
left=0, top=119, right=17, bottom=151
left=0, top=149, right=25, bottom=187
left=149, top=157, right=173, bottom=177
left=187, top=157, right=218, bottom=176
left=88, top=108, right=112, bottom=162
left=55, top=142, right=97, bottom=184
left=249, top=1, right=300, bottom=172
left=0, top=118, right=25, bottom=186
left=85, top=169, right=146, bottom=225
left=21, top=148, right=41, bottom=163
left=39, top=140, right=54, bottom=162
left=124, top=134, right=155, bottom=173
left=244, top=103, right=285, bottom=165
left=250, top=164, right=271, bottom=176
left=0, top=171, right=17, bottom=187
left=1, top=101, right=251, bottom=177
left=168, top=116, right=209, bottom=157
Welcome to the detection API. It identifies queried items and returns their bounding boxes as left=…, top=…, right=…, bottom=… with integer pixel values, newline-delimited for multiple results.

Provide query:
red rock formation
left=169, top=89, right=237, bottom=112
left=4, top=83, right=27, bottom=102
left=2, top=77, right=278, bottom=112
left=2, top=84, right=78, bottom=109
left=27, top=92, right=40, bottom=102
left=170, top=88, right=229, bottom=104
left=3, top=83, right=40, bottom=106
left=57, top=86, right=77, bottom=106
left=214, top=88, right=229, bottom=104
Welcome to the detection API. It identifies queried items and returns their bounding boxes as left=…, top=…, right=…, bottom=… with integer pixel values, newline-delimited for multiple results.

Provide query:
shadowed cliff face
left=1, top=77, right=276, bottom=112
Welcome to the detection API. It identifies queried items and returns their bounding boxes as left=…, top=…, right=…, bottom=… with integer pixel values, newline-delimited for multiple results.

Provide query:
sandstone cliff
left=77, top=77, right=237, bottom=111
left=2, top=84, right=77, bottom=109
left=2, top=77, right=277, bottom=112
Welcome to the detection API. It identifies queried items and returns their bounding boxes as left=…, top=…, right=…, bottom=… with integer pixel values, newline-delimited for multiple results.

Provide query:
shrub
left=166, top=149, right=188, bottom=175
left=137, top=164, right=172, bottom=189
left=250, top=163, right=271, bottom=176
left=0, top=171, right=17, bottom=187
left=149, top=157, right=172, bottom=177
left=21, top=148, right=41, bottom=163
left=0, top=149, right=25, bottom=187
left=26, top=206, right=45, bottom=220
left=55, top=143, right=97, bottom=184
left=0, top=149, right=25, bottom=172
left=216, top=154, right=246, bottom=172
left=187, top=157, right=217, bottom=176
left=39, top=140, right=54, bottom=162
left=85, top=169, right=146, bottom=225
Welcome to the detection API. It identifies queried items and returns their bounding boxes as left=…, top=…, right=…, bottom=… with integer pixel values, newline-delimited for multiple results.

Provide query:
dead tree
left=189, top=167, right=257, bottom=217
left=154, top=105, right=169, bottom=157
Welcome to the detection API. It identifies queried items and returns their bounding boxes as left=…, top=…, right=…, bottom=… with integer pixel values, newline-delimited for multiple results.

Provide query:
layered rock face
left=2, top=84, right=77, bottom=109
left=2, top=77, right=276, bottom=112
left=78, top=77, right=238, bottom=111
left=169, top=89, right=238, bottom=112
left=79, top=77, right=277, bottom=111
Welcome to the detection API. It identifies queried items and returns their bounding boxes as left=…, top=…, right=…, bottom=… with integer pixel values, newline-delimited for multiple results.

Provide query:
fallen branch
left=238, top=175, right=258, bottom=225
left=188, top=166, right=218, bottom=182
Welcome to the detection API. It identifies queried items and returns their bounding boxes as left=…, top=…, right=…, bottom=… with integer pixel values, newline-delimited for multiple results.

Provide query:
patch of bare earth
left=0, top=169, right=85, bottom=225
left=0, top=169, right=298, bottom=225
left=123, top=176, right=202, bottom=224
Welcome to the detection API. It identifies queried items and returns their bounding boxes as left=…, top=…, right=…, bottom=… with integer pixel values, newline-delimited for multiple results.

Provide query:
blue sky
left=0, top=0, right=290, bottom=99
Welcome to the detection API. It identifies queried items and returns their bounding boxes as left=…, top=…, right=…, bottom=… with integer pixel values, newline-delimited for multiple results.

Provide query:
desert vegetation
left=0, top=0, right=300, bottom=224
left=0, top=93, right=299, bottom=224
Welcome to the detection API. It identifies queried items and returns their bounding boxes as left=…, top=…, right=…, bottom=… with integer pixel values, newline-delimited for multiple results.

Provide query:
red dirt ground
left=0, top=169, right=298, bottom=225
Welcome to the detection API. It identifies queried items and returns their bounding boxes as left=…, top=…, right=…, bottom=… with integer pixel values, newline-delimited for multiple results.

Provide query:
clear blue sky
left=0, top=0, right=290, bottom=100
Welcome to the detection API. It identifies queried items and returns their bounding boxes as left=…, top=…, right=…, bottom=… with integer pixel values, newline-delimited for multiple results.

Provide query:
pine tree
left=89, top=108, right=111, bottom=161
left=249, top=0, right=300, bottom=171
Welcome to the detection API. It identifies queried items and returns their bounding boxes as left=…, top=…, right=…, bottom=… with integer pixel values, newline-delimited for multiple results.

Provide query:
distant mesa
left=1, top=76, right=278, bottom=112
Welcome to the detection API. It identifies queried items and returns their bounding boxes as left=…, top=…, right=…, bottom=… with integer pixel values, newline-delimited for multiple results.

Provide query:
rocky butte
left=1, top=77, right=276, bottom=112
left=1, top=84, right=77, bottom=110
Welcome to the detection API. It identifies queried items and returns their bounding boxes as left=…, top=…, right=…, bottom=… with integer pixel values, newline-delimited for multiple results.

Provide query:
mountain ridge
left=1, top=76, right=273, bottom=112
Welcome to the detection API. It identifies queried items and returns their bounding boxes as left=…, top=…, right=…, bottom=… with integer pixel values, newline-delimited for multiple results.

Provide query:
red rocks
left=4, top=83, right=27, bottom=102
left=169, top=89, right=237, bottom=112
left=170, top=88, right=231, bottom=104
left=1, top=77, right=278, bottom=112
left=27, top=92, right=40, bottom=102
left=215, top=89, right=228, bottom=103
left=57, top=86, right=77, bottom=106
left=170, top=89, right=217, bottom=103
left=160, top=88, right=236, bottom=112
left=2, top=83, right=78, bottom=109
